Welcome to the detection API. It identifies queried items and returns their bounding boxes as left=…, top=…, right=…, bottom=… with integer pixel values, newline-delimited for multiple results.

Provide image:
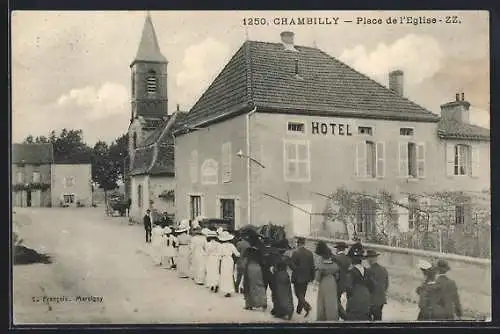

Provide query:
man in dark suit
left=435, top=259, right=462, bottom=320
left=291, top=237, right=315, bottom=317
left=333, top=241, right=351, bottom=319
left=143, top=209, right=152, bottom=243
left=365, top=249, right=389, bottom=321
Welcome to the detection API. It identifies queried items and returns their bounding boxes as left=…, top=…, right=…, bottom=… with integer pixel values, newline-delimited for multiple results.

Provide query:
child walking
left=204, top=230, right=221, bottom=291
left=162, top=226, right=177, bottom=269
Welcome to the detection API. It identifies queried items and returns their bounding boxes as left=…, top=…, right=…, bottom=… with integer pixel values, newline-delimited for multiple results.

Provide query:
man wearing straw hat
left=365, top=249, right=389, bottom=321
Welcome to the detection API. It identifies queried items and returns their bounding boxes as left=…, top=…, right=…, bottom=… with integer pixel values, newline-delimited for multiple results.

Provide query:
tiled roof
left=149, top=139, right=175, bottom=176
left=179, top=40, right=439, bottom=129
left=131, top=14, right=167, bottom=66
left=437, top=119, right=490, bottom=141
left=129, top=146, right=155, bottom=176
left=12, top=143, right=54, bottom=164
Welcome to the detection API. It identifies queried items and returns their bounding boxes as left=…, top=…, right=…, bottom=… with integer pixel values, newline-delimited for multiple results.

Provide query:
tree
left=91, top=141, right=119, bottom=210
left=108, top=133, right=128, bottom=181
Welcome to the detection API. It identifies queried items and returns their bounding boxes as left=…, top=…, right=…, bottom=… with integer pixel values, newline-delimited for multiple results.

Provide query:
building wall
left=149, top=175, right=176, bottom=216
left=12, top=163, right=51, bottom=207
left=130, top=174, right=150, bottom=222
left=51, top=164, right=92, bottom=207
left=249, top=112, right=489, bottom=236
left=175, top=114, right=248, bottom=226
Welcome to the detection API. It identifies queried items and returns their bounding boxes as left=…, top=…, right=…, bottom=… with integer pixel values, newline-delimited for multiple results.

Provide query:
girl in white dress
left=151, top=223, right=164, bottom=266
left=217, top=231, right=240, bottom=297
left=175, top=220, right=191, bottom=278
left=190, top=227, right=208, bottom=284
left=162, top=227, right=177, bottom=269
left=205, top=231, right=221, bottom=292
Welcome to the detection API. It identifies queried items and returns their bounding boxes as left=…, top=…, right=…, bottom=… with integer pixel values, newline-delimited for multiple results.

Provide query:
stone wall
left=300, top=236, right=491, bottom=319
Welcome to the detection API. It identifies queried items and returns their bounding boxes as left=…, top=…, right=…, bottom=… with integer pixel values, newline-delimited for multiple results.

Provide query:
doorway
left=26, top=191, right=32, bottom=207
left=220, top=198, right=235, bottom=226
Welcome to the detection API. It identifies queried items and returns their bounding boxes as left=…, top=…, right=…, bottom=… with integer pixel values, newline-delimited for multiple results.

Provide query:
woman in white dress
left=175, top=220, right=191, bottom=278
left=218, top=231, right=240, bottom=297
left=190, top=227, right=208, bottom=284
left=151, top=223, right=164, bottom=266
left=205, top=231, right=221, bottom=292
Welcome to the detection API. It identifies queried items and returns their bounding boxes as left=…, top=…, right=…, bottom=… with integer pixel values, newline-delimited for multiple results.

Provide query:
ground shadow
left=13, top=245, right=52, bottom=265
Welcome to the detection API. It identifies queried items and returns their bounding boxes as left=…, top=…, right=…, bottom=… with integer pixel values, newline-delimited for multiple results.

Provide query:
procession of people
left=142, top=211, right=462, bottom=322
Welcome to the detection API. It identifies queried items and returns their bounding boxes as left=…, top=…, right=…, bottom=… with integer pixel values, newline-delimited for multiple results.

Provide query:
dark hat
left=365, top=249, right=380, bottom=258
left=436, top=259, right=450, bottom=272
left=347, top=242, right=364, bottom=258
left=334, top=242, right=348, bottom=250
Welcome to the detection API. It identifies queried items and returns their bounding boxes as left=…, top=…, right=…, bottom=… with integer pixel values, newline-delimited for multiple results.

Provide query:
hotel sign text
left=311, top=121, right=353, bottom=136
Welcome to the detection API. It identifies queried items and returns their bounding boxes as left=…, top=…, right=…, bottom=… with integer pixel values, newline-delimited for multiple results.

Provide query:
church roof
left=131, top=13, right=167, bottom=66
left=12, top=143, right=54, bottom=165
left=129, top=112, right=186, bottom=176
left=176, top=40, right=439, bottom=131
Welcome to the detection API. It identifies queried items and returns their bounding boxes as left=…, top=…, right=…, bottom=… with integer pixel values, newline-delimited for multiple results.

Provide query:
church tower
left=128, top=14, right=168, bottom=159
left=126, top=13, right=168, bottom=200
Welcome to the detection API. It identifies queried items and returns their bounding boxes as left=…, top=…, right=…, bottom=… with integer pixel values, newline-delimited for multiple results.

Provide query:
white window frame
left=399, top=141, right=425, bottom=180
left=187, top=192, right=205, bottom=220
left=32, top=171, right=41, bottom=183
left=16, top=171, right=24, bottom=183
left=454, top=144, right=470, bottom=176
left=222, top=142, right=232, bottom=183
left=356, top=140, right=385, bottom=180
left=286, top=120, right=307, bottom=136
left=215, top=195, right=240, bottom=228
left=190, top=150, right=199, bottom=183
left=283, top=139, right=311, bottom=183
left=201, top=159, right=219, bottom=185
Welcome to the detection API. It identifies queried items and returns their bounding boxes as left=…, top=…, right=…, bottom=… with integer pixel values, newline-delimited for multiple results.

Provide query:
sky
left=11, top=10, right=490, bottom=146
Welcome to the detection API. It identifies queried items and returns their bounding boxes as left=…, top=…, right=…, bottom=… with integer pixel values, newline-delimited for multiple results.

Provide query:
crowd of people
left=142, top=209, right=463, bottom=322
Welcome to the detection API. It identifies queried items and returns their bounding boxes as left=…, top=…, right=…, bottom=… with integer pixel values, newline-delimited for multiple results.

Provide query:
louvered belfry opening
left=146, top=70, right=157, bottom=95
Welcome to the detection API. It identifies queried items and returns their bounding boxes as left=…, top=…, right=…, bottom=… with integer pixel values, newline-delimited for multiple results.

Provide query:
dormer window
left=146, top=70, right=157, bottom=95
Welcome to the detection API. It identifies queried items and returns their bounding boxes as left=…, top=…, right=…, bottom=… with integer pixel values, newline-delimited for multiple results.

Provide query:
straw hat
left=216, top=227, right=224, bottom=235
left=418, top=259, right=432, bottom=271
left=365, top=249, right=380, bottom=258
left=175, top=219, right=190, bottom=233
left=163, top=226, right=172, bottom=234
left=206, top=230, right=217, bottom=238
left=218, top=231, right=234, bottom=242
left=201, top=228, right=211, bottom=236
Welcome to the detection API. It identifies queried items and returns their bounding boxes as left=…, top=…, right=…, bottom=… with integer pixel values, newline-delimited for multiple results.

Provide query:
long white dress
left=205, top=240, right=221, bottom=289
left=162, top=234, right=177, bottom=268
left=191, top=234, right=208, bottom=284
left=176, top=233, right=191, bottom=278
left=218, top=242, right=240, bottom=295
left=151, top=226, right=164, bottom=265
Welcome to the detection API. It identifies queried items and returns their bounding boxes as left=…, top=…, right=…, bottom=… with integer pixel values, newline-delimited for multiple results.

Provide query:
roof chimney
left=388, top=70, right=404, bottom=97
left=440, top=92, right=471, bottom=124
left=281, top=31, right=297, bottom=52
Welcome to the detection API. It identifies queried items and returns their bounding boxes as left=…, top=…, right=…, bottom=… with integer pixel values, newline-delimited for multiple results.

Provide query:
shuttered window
left=356, top=141, right=385, bottom=178
left=284, top=140, right=310, bottom=182
left=146, top=70, right=157, bottom=95
left=399, top=141, right=424, bottom=178
left=222, top=142, right=232, bottom=183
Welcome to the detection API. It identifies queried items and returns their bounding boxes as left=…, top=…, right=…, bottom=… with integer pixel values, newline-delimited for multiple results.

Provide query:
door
left=31, top=190, right=41, bottom=207
left=291, top=202, right=312, bottom=237
left=190, top=195, right=202, bottom=220
left=64, top=194, right=75, bottom=206
left=26, top=191, right=32, bottom=207
left=220, top=198, right=235, bottom=230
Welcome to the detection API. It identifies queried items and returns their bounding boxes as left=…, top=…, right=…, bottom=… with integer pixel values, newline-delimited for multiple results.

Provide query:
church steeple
left=130, top=12, right=168, bottom=67
left=129, top=12, right=169, bottom=123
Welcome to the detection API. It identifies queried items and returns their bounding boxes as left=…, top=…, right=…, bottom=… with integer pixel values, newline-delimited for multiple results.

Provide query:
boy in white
left=162, top=227, right=177, bottom=269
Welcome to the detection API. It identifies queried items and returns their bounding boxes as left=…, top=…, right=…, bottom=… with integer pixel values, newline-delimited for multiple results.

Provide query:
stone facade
left=50, top=164, right=92, bottom=207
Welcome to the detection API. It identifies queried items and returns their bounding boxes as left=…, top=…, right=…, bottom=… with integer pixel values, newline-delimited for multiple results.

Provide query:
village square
left=11, top=11, right=491, bottom=325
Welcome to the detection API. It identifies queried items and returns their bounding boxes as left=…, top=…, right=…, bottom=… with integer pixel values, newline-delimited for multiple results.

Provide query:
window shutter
left=446, top=143, right=455, bottom=177
left=397, top=196, right=409, bottom=233
left=376, top=141, right=385, bottom=178
left=417, top=142, right=426, bottom=178
left=399, top=142, right=408, bottom=177
left=356, top=142, right=366, bottom=177
left=471, top=146, right=480, bottom=178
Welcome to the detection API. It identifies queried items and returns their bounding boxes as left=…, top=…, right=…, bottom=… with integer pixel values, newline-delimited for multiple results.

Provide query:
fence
left=308, top=210, right=491, bottom=259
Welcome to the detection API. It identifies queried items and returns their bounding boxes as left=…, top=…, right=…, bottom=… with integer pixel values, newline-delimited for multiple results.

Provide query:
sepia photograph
left=11, top=10, right=491, bottom=325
